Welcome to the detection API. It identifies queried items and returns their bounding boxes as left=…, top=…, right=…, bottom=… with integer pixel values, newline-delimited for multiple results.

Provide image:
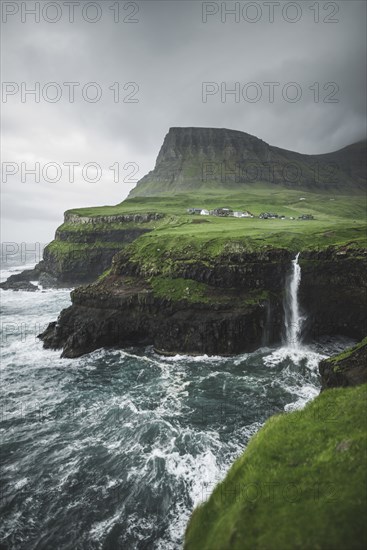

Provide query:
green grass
left=64, top=186, right=366, bottom=255
left=97, top=268, right=112, bottom=282
left=150, top=276, right=269, bottom=305
left=184, top=384, right=367, bottom=550
left=67, top=185, right=366, bottom=218
left=116, top=219, right=365, bottom=278
left=150, top=276, right=214, bottom=303
left=46, top=185, right=366, bottom=271
left=326, top=337, right=367, bottom=364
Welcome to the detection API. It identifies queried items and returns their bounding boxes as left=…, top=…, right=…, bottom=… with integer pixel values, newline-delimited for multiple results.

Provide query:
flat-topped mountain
left=129, top=127, right=366, bottom=197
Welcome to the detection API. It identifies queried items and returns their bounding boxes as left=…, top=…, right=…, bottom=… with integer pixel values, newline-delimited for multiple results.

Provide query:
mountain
left=129, top=127, right=366, bottom=197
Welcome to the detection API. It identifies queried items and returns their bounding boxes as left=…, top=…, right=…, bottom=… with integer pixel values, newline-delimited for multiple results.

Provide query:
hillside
left=129, top=128, right=366, bottom=197
left=184, top=381, right=367, bottom=550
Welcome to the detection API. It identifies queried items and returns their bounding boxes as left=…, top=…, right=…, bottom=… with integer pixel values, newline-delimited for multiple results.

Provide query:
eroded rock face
left=64, top=213, right=164, bottom=224
left=299, top=249, right=367, bottom=341
left=39, top=247, right=366, bottom=359
left=0, top=215, right=162, bottom=289
left=319, top=338, right=367, bottom=390
left=39, top=276, right=275, bottom=358
left=113, top=248, right=291, bottom=290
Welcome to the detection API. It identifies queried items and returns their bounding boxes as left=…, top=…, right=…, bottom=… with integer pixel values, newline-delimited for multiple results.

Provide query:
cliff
left=39, top=244, right=366, bottom=358
left=0, top=211, right=164, bottom=289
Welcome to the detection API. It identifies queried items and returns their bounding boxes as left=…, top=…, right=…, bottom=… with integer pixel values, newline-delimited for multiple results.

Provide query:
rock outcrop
left=1, top=212, right=163, bottom=289
left=39, top=245, right=366, bottom=358
left=319, top=337, right=367, bottom=390
left=0, top=269, right=40, bottom=291
left=39, top=274, right=281, bottom=358
left=299, top=249, right=367, bottom=341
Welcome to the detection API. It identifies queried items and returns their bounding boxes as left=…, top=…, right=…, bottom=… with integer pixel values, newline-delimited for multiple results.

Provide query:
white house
left=200, top=209, right=210, bottom=216
left=233, top=211, right=253, bottom=218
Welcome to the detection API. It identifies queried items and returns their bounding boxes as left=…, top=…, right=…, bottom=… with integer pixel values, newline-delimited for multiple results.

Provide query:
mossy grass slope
left=66, top=185, right=366, bottom=257
left=150, top=276, right=269, bottom=305
left=184, top=384, right=367, bottom=550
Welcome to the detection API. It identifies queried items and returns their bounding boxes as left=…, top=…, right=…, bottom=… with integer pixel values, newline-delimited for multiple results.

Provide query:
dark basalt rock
left=39, top=274, right=282, bottom=358
left=0, top=279, right=38, bottom=292
left=0, top=269, right=40, bottom=291
left=299, top=249, right=367, bottom=341
left=38, top=272, right=59, bottom=288
left=39, top=247, right=366, bottom=359
left=319, top=338, right=367, bottom=390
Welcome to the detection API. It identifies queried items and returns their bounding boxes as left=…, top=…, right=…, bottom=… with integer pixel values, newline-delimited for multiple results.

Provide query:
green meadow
left=54, top=185, right=366, bottom=260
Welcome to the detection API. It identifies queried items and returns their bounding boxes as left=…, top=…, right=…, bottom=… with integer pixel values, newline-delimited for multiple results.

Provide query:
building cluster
left=259, top=212, right=284, bottom=219
left=187, top=207, right=254, bottom=218
left=187, top=208, right=314, bottom=221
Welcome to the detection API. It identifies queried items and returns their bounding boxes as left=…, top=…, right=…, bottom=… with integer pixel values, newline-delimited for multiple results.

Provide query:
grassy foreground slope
left=184, top=383, right=367, bottom=550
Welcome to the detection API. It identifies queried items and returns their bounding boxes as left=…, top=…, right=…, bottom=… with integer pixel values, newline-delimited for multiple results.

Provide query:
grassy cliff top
left=184, top=383, right=367, bottom=550
left=67, top=185, right=366, bottom=218
left=64, top=186, right=366, bottom=255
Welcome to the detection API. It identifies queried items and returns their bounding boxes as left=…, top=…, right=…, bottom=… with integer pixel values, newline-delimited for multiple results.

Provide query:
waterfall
left=284, top=253, right=303, bottom=348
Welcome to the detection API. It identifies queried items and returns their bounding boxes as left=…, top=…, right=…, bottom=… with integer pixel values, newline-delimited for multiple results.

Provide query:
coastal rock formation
left=1, top=212, right=163, bottom=289
left=319, top=338, right=367, bottom=390
left=39, top=274, right=282, bottom=358
left=0, top=269, right=40, bottom=291
left=39, top=246, right=366, bottom=358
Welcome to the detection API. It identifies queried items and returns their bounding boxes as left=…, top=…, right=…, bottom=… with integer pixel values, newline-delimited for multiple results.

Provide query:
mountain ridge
left=128, top=127, right=366, bottom=197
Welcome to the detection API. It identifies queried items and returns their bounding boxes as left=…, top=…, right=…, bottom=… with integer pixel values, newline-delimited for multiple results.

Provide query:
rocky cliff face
left=39, top=246, right=291, bottom=358
left=39, top=246, right=366, bottom=358
left=299, top=249, right=367, bottom=341
left=319, top=338, right=367, bottom=390
left=40, top=276, right=272, bottom=358
left=0, top=212, right=164, bottom=289
left=129, top=127, right=366, bottom=196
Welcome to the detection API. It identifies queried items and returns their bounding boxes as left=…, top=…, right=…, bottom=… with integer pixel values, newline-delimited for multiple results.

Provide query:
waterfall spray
left=284, top=253, right=303, bottom=348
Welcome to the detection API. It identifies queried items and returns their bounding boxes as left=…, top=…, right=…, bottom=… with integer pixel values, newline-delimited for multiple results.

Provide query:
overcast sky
left=1, top=0, right=366, bottom=242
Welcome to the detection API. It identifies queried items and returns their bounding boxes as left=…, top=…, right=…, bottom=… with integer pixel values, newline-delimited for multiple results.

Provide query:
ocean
left=0, top=249, right=354, bottom=549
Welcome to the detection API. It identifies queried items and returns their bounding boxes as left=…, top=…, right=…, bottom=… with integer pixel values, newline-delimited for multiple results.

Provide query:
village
left=187, top=207, right=314, bottom=221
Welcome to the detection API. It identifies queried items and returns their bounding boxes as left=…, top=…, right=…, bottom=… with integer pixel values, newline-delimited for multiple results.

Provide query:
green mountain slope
left=129, top=128, right=366, bottom=197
